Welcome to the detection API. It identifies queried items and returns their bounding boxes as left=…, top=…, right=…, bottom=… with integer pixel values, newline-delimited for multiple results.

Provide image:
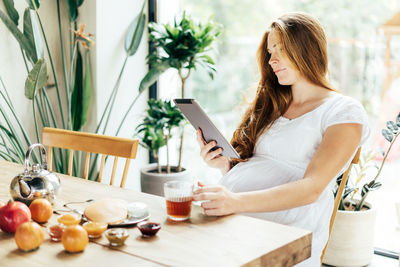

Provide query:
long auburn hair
left=230, top=12, right=334, bottom=166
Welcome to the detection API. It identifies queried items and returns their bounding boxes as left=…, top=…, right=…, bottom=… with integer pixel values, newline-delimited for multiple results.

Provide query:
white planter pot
left=140, top=163, right=191, bottom=196
left=323, top=202, right=376, bottom=267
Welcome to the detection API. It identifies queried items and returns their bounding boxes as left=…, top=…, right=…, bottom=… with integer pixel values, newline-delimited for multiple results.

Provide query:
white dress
left=219, top=92, right=370, bottom=267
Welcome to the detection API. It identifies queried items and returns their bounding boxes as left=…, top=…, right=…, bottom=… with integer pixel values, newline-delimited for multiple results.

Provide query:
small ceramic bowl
left=47, top=224, right=65, bottom=242
left=57, top=213, right=82, bottom=226
left=104, top=228, right=129, bottom=246
left=137, top=221, right=161, bottom=237
left=82, top=221, right=108, bottom=239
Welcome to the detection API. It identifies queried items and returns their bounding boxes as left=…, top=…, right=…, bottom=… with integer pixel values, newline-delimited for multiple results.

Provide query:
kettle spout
left=18, top=178, right=31, bottom=198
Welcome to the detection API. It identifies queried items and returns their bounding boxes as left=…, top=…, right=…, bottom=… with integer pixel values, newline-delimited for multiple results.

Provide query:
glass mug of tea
left=164, top=181, right=194, bottom=221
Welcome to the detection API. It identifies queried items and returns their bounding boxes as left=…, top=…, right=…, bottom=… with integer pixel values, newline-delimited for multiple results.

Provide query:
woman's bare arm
left=193, top=123, right=363, bottom=216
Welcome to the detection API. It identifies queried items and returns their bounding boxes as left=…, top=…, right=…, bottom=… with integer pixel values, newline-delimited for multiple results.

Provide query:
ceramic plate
left=108, top=203, right=150, bottom=227
left=59, top=200, right=150, bottom=227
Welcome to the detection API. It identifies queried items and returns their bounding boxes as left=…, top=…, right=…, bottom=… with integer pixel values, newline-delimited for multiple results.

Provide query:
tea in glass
left=164, top=181, right=193, bottom=221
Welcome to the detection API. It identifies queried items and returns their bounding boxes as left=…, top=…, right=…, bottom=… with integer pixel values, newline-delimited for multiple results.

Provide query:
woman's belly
left=220, top=155, right=306, bottom=193
left=219, top=155, right=333, bottom=233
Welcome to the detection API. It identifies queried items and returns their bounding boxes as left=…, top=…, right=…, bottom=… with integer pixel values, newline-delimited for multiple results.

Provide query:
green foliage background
left=170, top=0, right=400, bottom=135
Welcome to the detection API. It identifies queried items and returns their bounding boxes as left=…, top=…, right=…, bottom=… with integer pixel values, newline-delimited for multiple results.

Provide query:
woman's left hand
left=193, top=184, right=241, bottom=216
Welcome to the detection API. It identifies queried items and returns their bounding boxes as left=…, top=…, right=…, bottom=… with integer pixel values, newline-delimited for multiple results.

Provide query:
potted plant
left=0, top=0, right=147, bottom=179
left=323, top=112, right=400, bottom=267
left=139, top=11, right=220, bottom=174
left=137, top=99, right=187, bottom=196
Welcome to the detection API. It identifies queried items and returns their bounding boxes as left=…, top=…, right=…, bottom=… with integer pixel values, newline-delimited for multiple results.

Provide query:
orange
left=15, top=221, right=44, bottom=251
left=29, top=198, right=53, bottom=223
left=62, top=225, right=89, bottom=253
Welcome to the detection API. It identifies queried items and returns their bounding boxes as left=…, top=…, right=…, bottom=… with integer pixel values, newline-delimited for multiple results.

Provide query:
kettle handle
left=24, top=143, right=48, bottom=174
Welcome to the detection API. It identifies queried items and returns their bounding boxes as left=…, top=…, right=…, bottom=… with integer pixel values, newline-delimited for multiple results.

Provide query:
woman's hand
left=193, top=184, right=242, bottom=216
left=196, top=129, right=230, bottom=175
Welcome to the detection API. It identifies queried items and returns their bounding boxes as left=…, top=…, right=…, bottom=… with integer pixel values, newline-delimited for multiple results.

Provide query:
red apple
left=0, top=200, right=31, bottom=233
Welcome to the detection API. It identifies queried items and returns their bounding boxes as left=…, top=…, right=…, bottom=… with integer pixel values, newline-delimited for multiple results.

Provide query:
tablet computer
left=173, top=98, right=240, bottom=159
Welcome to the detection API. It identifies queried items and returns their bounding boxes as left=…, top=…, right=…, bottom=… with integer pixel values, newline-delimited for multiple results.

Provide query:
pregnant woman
left=193, top=12, right=370, bottom=266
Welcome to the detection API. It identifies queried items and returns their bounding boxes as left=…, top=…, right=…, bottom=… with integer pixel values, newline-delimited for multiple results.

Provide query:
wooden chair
left=42, top=127, right=139, bottom=188
left=321, top=147, right=361, bottom=262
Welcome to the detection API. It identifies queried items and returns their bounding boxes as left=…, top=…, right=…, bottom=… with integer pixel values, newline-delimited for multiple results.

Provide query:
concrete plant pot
left=140, top=163, right=191, bottom=196
left=323, top=202, right=376, bottom=267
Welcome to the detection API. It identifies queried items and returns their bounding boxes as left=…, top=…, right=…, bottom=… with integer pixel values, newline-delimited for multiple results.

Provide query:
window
left=157, top=0, right=400, bottom=253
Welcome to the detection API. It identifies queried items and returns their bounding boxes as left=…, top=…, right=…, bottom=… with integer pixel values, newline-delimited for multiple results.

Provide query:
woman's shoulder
left=324, top=92, right=367, bottom=113
left=325, top=91, right=357, bottom=102
left=320, top=91, right=370, bottom=142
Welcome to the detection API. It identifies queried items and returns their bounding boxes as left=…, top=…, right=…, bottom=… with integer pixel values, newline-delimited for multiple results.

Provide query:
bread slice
left=84, top=198, right=128, bottom=224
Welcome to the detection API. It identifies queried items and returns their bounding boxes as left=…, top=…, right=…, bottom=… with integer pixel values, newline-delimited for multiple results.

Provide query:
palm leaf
left=25, top=0, right=40, bottom=9
left=25, top=58, right=47, bottom=99
left=71, top=47, right=83, bottom=130
left=71, top=46, right=91, bottom=131
left=0, top=9, right=36, bottom=63
left=0, top=124, right=24, bottom=162
left=138, top=62, right=169, bottom=93
left=81, top=50, right=92, bottom=126
left=125, top=1, right=146, bottom=56
left=66, top=0, right=84, bottom=22
left=3, top=0, right=19, bottom=25
left=23, top=8, right=44, bottom=63
left=148, top=12, right=220, bottom=78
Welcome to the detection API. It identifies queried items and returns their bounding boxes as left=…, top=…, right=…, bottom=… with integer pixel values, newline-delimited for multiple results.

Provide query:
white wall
left=90, top=0, right=148, bottom=190
left=0, top=0, right=148, bottom=191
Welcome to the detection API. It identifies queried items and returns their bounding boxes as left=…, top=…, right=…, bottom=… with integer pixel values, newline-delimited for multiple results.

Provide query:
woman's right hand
left=196, top=128, right=230, bottom=175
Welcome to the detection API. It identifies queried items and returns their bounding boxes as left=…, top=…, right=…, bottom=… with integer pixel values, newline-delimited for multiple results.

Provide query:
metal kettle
left=10, top=143, right=61, bottom=206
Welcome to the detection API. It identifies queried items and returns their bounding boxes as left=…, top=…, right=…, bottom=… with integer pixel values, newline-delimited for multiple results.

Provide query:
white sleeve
left=322, top=96, right=370, bottom=145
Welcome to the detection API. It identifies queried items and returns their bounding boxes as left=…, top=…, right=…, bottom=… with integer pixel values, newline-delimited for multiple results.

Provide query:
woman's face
left=267, top=30, right=301, bottom=86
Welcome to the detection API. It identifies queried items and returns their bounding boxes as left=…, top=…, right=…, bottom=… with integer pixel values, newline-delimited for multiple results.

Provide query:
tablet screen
left=173, top=99, right=240, bottom=159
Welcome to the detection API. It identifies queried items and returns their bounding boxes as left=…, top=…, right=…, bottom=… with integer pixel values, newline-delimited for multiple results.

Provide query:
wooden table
left=0, top=160, right=312, bottom=266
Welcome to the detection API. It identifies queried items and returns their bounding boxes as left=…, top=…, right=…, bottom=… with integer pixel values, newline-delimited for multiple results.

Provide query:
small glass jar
left=47, top=224, right=65, bottom=242
left=137, top=222, right=161, bottom=237
left=57, top=213, right=81, bottom=226
left=104, top=228, right=129, bottom=246
left=83, top=221, right=108, bottom=239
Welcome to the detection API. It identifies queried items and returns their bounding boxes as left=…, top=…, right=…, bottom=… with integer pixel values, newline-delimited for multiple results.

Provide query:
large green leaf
left=82, top=50, right=92, bottom=124
left=25, top=0, right=40, bottom=9
left=66, top=0, right=84, bottom=22
left=23, top=8, right=43, bottom=62
left=138, top=63, right=169, bottom=93
left=24, top=58, right=47, bottom=99
left=3, top=0, right=19, bottom=25
left=71, top=47, right=83, bottom=130
left=124, top=1, right=146, bottom=56
left=71, top=47, right=91, bottom=131
left=0, top=9, right=36, bottom=63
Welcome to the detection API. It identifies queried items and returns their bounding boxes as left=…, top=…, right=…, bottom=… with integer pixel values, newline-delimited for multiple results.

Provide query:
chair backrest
left=42, top=127, right=139, bottom=188
left=321, top=147, right=361, bottom=261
